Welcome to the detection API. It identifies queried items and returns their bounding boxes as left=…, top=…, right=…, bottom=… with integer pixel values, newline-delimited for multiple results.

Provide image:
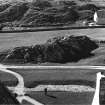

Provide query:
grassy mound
left=1, top=35, right=98, bottom=64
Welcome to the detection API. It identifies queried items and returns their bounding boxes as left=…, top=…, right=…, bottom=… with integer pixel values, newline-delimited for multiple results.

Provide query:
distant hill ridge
left=0, top=0, right=100, bottom=28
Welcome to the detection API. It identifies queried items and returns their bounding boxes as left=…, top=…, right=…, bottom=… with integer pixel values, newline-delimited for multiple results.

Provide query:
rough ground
left=0, top=28, right=105, bottom=65
left=0, top=35, right=98, bottom=64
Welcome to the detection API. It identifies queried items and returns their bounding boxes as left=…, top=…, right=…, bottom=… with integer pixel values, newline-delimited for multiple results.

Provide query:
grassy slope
left=0, top=28, right=105, bottom=65
left=0, top=65, right=97, bottom=105
left=0, top=0, right=100, bottom=28
left=0, top=1, right=79, bottom=27
left=0, top=28, right=101, bottom=51
left=26, top=91, right=94, bottom=105
left=0, top=29, right=103, bottom=105
left=0, top=28, right=105, bottom=88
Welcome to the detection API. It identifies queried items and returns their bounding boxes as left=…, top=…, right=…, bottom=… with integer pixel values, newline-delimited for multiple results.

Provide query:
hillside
left=0, top=2, right=29, bottom=23
left=0, top=0, right=101, bottom=28
left=20, top=7, right=79, bottom=27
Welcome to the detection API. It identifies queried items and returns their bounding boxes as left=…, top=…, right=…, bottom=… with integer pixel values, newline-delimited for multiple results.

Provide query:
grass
left=0, top=28, right=105, bottom=105
left=0, top=28, right=104, bottom=51
left=0, top=67, right=97, bottom=105
left=24, top=91, right=94, bottom=105
left=0, top=67, right=103, bottom=87
left=2, top=67, right=97, bottom=105
left=0, top=28, right=101, bottom=51
left=4, top=67, right=98, bottom=105
left=0, top=28, right=105, bottom=65
left=0, top=28, right=105, bottom=87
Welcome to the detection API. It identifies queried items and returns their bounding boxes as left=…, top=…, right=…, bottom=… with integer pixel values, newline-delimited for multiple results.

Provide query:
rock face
left=0, top=81, right=19, bottom=105
left=2, top=35, right=98, bottom=64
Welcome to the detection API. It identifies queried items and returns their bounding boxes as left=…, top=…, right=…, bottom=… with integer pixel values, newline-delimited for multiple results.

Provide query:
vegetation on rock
left=1, top=35, right=98, bottom=64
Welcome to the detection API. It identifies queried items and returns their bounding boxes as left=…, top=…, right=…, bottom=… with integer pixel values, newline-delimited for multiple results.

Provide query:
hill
left=0, top=35, right=98, bottom=64
left=0, top=0, right=100, bottom=28
left=20, top=6, right=79, bottom=27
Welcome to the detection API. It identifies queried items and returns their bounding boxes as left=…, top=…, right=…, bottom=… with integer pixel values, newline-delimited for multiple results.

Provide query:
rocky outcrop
left=2, top=35, right=98, bottom=64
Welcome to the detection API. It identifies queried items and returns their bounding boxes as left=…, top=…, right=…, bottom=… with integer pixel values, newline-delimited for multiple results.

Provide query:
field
left=1, top=66, right=104, bottom=105
left=0, top=28, right=105, bottom=65
left=0, top=67, right=99, bottom=105
left=0, top=28, right=105, bottom=86
left=1, top=28, right=105, bottom=105
left=0, top=66, right=104, bottom=105
left=0, top=28, right=105, bottom=51
left=25, top=91, right=94, bottom=105
left=1, top=68, right=99, bottom=87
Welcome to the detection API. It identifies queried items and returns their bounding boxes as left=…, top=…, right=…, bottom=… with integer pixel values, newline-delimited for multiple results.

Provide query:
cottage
left=94, top=10, right=105, bottom=25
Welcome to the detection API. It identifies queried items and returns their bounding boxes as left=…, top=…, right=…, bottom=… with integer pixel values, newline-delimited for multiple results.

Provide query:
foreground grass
left=23, top=91, right=94, bottom=105
left=0, top=67, right=102, bottom=88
